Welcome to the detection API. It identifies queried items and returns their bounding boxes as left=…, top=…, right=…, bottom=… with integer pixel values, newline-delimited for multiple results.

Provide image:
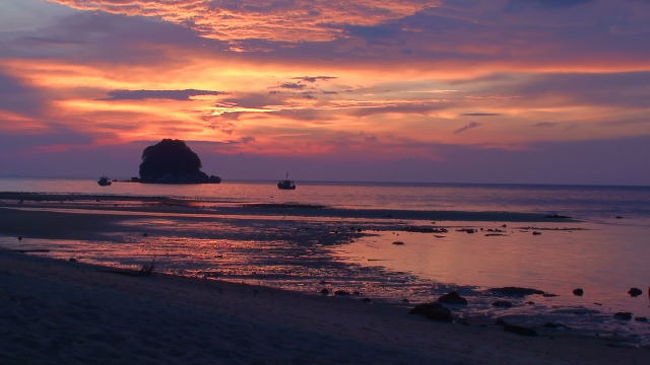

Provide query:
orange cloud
left=4, top=0, right=650, bottom=160
left=3, top=49, right=648, bottom=159
left=46, top=0, right=441, bottom=44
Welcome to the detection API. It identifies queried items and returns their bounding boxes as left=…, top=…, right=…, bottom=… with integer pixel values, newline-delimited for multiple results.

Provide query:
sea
left=1, top=177, right=649, bottom=345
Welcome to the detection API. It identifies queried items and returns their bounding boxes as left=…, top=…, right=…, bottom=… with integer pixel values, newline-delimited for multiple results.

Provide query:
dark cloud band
left=104, top=89, right=225, bottom=101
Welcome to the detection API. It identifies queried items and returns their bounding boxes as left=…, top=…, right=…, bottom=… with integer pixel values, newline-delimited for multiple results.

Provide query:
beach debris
left=103, top=263, right=155, bottom=277
left=392, top=241, right=405, bottom=245
left=635, top=317, right=648, bottom=322
left=488, top=287, right=545, bottom=297
left=437, top=291, right=468, bottom=305
left=545, top=214, right=571, bottom=219
left=68, top=258, right=77, bottom=263
left=496, top=318, right=537, bottom=336
left=519, top=226, right=584, bottom=232
left=405, top=226, right=440, bottom=233
left=246, top=203, right=325, bottom=209
left=434, top=235, right=446, bottom=238
left=615, top=216, right=623, bottom=219
left=485, top=233, right=506, bottom=237
left=17, top=236, right=23, bottom=241
left=401, top=298, right=410, bottom=303
left=543, top=322, right=570, bottom=330
left=334, top=290, right=351, bottom=296
left=614, top=312, right=633, bottom=321
left=142, top=232, right=149, bottom=237
left=409, top=302, right=453, bottom=322
left=199, top=271, right=219, bottom=279
left=562, top=308, right=599, bottom=316
left=457, top=228, right=477, bottom=234
left=542, top=293, right=558, bottom=297
left=492, top=300, right=513, bottom=308
left=352, top=291, right=362, bottom=296
left=320, top=288, right=330, bottom=295
left=532, top=231, right=542, bottom=235
left=628, top=287, right=642, bottom=297
left=139, top=262, right=155, bottom=276
left=501, top=224, right=507, bottom=228
left=572, top=288, right=584, bottom=296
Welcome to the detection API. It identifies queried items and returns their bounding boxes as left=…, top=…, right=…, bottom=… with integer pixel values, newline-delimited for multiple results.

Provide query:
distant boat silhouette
left=277, top=172, right=296, bottom=190
left=97, top=176, right=112, bottom=186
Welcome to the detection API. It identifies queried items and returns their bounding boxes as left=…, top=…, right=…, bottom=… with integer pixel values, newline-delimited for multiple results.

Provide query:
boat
left=97, top=176, right=112, bottom=186
left=277, top=172, right=296, bottom=190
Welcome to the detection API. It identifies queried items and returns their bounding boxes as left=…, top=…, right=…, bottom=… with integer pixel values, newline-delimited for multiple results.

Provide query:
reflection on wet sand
left=1, top=196, right=649, bottom=346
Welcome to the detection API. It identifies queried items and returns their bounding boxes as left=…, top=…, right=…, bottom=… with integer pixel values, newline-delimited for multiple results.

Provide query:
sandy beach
left=0, top=195, right=648, bottom=364
left=2, top=250, right=648, bottom=365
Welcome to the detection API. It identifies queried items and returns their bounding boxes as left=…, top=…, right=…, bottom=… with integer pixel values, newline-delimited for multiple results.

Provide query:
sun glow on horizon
left=0, top=0, right=649, bottom=183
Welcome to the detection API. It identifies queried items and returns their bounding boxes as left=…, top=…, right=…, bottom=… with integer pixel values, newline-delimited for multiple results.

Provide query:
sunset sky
left=1, top=0, right=649, bottom=184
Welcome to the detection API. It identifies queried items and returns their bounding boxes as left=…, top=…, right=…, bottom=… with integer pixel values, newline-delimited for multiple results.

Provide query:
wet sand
left=1, top=250, right=648, bottom=365
left=0, top=191, right=578, bottom=223
left=0, top=196, right=648, bottom=363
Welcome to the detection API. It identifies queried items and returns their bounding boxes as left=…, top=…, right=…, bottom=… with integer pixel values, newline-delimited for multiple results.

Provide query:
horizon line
left=1, top=175, right=649, bottom=189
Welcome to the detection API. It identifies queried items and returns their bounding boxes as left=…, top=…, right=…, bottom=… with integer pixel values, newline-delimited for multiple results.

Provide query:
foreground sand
left=1, top=251, right=647, bottom=365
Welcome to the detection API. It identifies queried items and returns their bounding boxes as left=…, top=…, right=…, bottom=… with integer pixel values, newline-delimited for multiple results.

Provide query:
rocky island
left=134, top=139, right=221, bottom=184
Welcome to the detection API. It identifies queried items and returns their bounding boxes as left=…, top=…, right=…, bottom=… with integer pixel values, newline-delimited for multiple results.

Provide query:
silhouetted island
left=134, top=139, right=221, bottom=184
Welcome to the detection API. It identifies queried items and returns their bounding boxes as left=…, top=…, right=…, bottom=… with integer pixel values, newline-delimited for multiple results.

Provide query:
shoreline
left=1, top=249, right=648, bottom=364
left=1, top=197, right=649, bottom=361
left=0, top=191, right=578, bottom=223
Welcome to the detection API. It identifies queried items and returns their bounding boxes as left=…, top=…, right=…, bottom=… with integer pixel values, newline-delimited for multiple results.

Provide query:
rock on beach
left=410, top=302, right=453, bottom=322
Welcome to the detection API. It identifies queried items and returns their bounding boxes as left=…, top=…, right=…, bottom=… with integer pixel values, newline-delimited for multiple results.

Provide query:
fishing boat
left=97, top=176, right=112, bottom=186
left=277, top=172, right=296, bottom=190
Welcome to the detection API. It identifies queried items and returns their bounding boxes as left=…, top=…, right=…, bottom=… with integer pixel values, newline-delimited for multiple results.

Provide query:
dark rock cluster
left=409, top=302, right=453, bottom=322
left=488, top=287, right=545, bottom=297
left=496, top=317, right=538, bottom=336
left=628, top=287, right=642, bottom=297
left=437, top=291, right=468, bottom=305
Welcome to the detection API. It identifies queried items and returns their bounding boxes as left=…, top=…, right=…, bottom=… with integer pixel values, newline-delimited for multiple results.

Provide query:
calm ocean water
left=1, top=177, right=649, bottom=344
left=1, top=177, right=649, bottom=219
